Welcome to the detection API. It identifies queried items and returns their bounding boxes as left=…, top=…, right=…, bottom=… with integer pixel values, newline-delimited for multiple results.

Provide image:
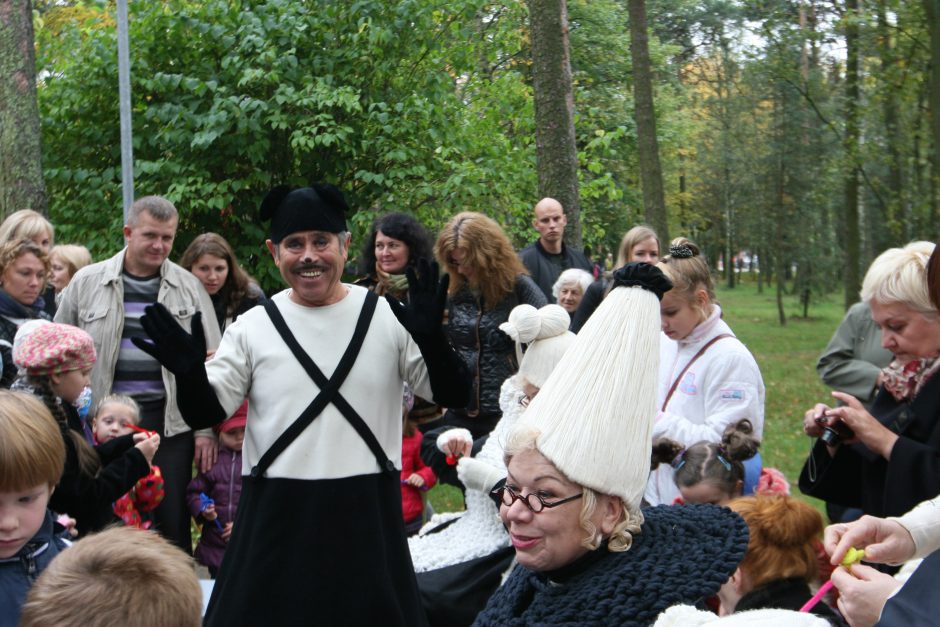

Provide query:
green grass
left=428, top=276, right=844, bottom=515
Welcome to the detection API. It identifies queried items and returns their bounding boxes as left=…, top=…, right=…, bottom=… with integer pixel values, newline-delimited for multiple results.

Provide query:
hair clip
left=716, top=452, right=732, bottom=472
left=669, top=244, right=694, bottom=258
left=671, top=449, right=686, bottom=470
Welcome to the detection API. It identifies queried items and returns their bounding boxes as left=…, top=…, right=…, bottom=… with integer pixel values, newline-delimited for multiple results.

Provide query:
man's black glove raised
left=384, top=258, right=448, bottom=345
left=131, top=303, right=207, bottom=376
left=385, top=258, right=470, bottom=409
left=130, top=303, right=226, bottom=430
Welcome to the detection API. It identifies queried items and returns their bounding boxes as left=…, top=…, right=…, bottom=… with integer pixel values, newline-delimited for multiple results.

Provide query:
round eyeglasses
left=491, top=485, right=583, bottom=513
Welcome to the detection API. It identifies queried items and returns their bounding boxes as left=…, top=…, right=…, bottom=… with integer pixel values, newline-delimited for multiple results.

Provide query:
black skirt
left=205, top=472, right=427, bottom=627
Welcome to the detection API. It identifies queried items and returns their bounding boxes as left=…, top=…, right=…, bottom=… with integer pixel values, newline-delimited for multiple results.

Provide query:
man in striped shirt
left=56, top=196, right=220, bottom=551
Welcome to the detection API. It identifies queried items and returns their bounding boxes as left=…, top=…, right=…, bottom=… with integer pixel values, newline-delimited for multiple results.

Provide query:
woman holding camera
left=799, top=241, right=940, bottom=518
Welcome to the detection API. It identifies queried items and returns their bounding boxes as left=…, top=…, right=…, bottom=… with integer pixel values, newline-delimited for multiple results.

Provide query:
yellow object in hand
left=841, top=547, right=866, bottom=570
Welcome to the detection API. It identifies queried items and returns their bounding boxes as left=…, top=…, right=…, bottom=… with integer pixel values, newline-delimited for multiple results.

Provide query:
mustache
left=291, top=262, right=329, bottom=273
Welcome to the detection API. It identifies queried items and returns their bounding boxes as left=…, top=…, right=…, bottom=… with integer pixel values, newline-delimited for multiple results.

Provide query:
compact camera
left=817, top=417, right=854, bottom=446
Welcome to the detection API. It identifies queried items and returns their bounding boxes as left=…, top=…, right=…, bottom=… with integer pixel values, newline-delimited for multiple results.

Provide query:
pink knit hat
left=14, top=322, right=97, bottom=375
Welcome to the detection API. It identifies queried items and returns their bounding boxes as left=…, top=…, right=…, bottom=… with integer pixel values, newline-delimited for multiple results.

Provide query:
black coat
left=799, top=372, right=940, bottom=518
left=444, top=276, right=546, bottom=418
left=736, top=577, right=844, bottom=625
left=518, top=240, right=592, bottom=303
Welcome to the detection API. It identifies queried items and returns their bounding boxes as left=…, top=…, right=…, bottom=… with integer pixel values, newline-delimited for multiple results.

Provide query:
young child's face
left=0, top=483, right=52, bottom=559
left=51, top=367, right=92, bottom=405
left=93, top=404, right=137, bottom=444
left=219, top=427, right=245, bottom=451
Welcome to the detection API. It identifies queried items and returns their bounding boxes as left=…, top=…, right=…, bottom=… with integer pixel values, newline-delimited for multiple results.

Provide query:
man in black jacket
left=518, top=197, right=593, bottom=302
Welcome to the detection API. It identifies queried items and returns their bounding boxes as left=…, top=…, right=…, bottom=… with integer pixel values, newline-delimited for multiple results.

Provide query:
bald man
left=518, top=197, right=593, bottom=302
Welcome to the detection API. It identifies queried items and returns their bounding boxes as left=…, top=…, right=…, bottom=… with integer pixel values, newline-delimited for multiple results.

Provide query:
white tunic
left=206, top=286, right=433, bottom=479
left=645, top=306, right=766, bottom=505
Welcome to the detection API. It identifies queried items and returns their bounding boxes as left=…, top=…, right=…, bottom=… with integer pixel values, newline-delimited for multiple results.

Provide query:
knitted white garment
left=408, top=378, right=521, bottom=572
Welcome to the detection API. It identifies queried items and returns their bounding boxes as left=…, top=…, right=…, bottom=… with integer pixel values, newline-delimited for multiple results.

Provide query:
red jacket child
left=401, top=428, right=436, bottom=525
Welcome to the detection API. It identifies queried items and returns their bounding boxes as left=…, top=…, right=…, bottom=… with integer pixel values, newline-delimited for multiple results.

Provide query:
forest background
left=2, top=0, right=939, bottom=316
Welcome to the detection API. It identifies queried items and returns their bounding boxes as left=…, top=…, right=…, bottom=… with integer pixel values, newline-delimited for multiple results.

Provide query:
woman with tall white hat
left=473, top=263, right=749, bottom=626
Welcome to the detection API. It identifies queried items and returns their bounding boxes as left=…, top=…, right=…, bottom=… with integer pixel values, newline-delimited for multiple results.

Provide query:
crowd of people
left=2, top=188, right=940, bottom=626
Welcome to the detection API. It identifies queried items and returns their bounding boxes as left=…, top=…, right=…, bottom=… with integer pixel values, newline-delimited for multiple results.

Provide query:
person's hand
left=829, top=391, right=899, bottom=459
left=405, top=473, right=425, bottom=488
left=56, top=514, right=78, bottom=538
left=134, top=433, right=161, bottom=466
left=194, top=435, right=219, bottom=473
left=825, top=515, right=916, bottom=566
left=436, top=428, right=472, bottom=459
left=831, top=564, right=901, bottom=627
left=130, top=303, right=207, bottom=377
left=457, top=456, right=505, bottom=493
left=205, top=348, right=216, bottom=361
left=222, top=522, right=233, bottom=542
left=202, top=503, right=218, bottom=521
left=385, top=258, right=448, bottom=344
left=803, top=403, right=832, bottom=438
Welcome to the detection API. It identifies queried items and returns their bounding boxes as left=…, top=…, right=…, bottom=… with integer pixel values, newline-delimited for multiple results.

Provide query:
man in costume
left=132, top=184, right=469, bottom=626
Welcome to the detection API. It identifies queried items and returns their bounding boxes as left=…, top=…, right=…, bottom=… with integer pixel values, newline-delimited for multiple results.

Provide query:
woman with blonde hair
left=800, top=241, right=940, bottom=518
left=429, top=212, right=545, bottom=446
left=48, top=244, right=92, bottom=302
left=571, top=225, right=660, bottom=332
left=473, top=263, right=748, bottom=625
left=0, top=239, right=51, bottom=387
left=0, top=209, right=57, bottom=316
left=646, top=237, right=765, bottom=506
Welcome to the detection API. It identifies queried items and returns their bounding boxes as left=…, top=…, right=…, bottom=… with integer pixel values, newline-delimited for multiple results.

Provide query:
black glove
left=385, top=258, right=449, bottom=345
left=131, top=303, right=207, bottom=376
left=611, top=262, right=673, bottom=300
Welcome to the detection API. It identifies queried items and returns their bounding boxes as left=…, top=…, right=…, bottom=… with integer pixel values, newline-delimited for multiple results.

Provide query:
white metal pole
left=117, top=0, right=133, bottom=222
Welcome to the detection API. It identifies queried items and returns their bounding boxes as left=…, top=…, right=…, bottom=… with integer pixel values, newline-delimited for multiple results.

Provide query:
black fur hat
left=260, top=183, right=348, bottom=243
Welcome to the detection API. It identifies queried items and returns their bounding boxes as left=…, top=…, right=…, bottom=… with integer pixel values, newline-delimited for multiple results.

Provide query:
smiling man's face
left=266, top=230, right=350, bottom=307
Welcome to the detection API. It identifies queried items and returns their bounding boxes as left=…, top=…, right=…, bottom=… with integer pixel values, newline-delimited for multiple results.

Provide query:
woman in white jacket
left=645, top=238, right=766, bottom=505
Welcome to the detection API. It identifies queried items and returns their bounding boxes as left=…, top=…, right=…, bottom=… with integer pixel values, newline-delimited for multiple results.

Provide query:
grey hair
left=552, top=268, right=594, bottom=301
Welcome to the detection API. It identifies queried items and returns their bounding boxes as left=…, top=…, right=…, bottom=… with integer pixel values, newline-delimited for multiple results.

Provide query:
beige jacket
left=55, top=249, right=221, bottom=437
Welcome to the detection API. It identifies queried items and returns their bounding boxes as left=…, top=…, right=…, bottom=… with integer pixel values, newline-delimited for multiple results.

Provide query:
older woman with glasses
left=472, top=264, right=748, bottom=626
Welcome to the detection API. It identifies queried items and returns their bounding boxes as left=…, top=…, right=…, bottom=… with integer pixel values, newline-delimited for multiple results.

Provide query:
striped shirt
left=113, top=272, right=165, bottom=411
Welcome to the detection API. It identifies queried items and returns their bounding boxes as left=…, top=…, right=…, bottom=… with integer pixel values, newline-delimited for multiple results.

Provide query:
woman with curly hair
left=179, top=233, right=266, bottom=334
left=356, top=212, right=434, bottom=300
left=0, top=239, right=52, bottom=387
left=473, top=264, right=748, bottom=626
left=431, top=212, right=546, bottom=443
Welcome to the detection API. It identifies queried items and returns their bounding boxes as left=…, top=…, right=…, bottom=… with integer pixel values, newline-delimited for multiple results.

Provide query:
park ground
left=429, top=277, right=843, bottom=514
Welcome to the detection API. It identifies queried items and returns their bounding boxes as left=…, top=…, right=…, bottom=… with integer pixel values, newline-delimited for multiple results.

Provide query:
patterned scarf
left=373, top=265, right=409, bottom=298
left=882, top=357, right=940, bottom=402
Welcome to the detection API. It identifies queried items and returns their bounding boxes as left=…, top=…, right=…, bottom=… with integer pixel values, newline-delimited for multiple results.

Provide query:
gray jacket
left=55, top=249, right=221, bottom=436
left=817, top=301, right=893, bottom=404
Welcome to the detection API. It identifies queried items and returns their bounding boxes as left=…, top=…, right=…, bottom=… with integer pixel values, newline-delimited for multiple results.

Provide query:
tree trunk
left=877, top=0, right=904, bottom=245
left=627, top=0, right=669, bottom=244
left=527, top=0, right=582, bottom=248
left=0, top=0, right=46, bottom=216
left=842, top=0, right=861, bottom=311
left=924, top=0, right=940, bottom=224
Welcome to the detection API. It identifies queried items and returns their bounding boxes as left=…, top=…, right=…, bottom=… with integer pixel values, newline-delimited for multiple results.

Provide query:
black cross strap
left=252, top=291, right=393, bottom=478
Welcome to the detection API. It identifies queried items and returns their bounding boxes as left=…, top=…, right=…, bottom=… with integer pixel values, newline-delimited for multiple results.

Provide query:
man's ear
left=123, top=225, right=132, bottom=241
left=265, top=239, right=278, bottom=262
